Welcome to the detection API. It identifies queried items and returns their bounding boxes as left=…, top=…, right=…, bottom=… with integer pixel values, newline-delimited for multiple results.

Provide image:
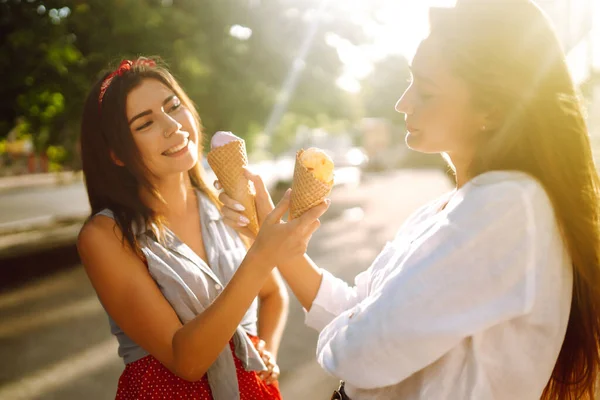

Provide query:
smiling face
left=125, top=78, right=200, bottom=180
left=395, top=36, right=487, bottom=161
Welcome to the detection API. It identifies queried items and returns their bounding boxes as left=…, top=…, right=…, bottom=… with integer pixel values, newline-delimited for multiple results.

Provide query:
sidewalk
left=0, top=172, right=88, bottom=259
left=0, top=171, right=83, bottom=192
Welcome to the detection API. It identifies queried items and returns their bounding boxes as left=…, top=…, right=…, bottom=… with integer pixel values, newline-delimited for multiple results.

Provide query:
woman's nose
left=162, top=113, right=182, bottom=137
left=395, top=88, right=413, bottom=115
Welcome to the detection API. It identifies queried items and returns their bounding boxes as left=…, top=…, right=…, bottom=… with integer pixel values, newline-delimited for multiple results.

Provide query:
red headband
left=98, top=58, right=156, bottom=108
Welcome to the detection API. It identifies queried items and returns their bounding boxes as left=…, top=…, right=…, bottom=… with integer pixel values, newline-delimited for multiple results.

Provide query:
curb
left=0, top=217, right=86, bottom=260
left=0, top=214, right=88, bottom=237
left=0, top=171, right=83, bottom=192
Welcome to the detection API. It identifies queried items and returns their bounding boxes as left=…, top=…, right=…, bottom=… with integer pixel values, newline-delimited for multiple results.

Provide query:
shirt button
left=214, top=283, right=222, bottom=291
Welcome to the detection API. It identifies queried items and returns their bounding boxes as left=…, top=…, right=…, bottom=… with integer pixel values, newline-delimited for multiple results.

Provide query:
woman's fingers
left=218, top=190, right=246, bottom=212
left=298, top=199, right=330, bottom=230
left=305, top=219, right=321, bottom=237
left=243, top=168, right=272, bottom=206
left=222, top=217, right=255, bottom=238
left=257, top=354, right=280, bottom=385
left=264, top=189, right=291, bottom=225
left=265, top=364, right=280, bottom=385
left=221, top=206, right=250, bottom=227
left=217, top=188, right=256, bottom=237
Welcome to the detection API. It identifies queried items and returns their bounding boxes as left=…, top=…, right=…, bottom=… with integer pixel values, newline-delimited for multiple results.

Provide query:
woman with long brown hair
left=77, top=58, right=329, bottom=399
left=218, top=0, right=600, bottom=398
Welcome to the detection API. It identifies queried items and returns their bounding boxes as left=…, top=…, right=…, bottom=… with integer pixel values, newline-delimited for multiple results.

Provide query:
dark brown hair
left=80, top=57, right=220, bottom=254
left=430, top=1, right=600, bottom=398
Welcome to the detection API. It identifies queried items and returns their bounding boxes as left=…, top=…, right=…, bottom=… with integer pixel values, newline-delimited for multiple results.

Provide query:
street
left=0, top=182, right=90, bottom=231
left=0, top=170, right=453, bottom=400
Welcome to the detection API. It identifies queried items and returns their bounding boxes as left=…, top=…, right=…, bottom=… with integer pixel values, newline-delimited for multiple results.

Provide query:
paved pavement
left=0, top=172, right=82, bottom=193
left=0, top=170, right=453, bottom=400
left=0, top=182, right=89, bottom=230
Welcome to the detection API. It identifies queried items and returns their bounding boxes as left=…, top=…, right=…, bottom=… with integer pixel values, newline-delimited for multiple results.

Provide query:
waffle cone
left=290, top=149, right=334, bottom=219
left=207, top=140, right=259, bottom=235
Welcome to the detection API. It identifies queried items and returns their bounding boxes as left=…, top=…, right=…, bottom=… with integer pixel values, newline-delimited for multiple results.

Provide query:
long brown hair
left=430, top=1, right=600, bottom=398
left=80, top=57, right=220, bottom=254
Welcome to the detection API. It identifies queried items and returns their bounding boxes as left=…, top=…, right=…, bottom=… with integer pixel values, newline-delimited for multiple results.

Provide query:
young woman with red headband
left=78, top=58, right=329, bottom=399
left=220, top=1, right=600, bottom=399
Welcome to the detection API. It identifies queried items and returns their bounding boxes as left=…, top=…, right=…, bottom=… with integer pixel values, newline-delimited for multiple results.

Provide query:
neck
left=446, top=152, right=473, bottom=189
left=140, top=172, right=196, bottom=219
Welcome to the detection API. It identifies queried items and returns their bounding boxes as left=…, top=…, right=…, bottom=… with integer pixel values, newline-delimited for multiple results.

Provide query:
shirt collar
left=197, top=190, right=223, bottom=222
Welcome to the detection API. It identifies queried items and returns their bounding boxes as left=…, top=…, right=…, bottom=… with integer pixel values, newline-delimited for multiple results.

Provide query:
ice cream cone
left=207, top=140, right=259, bottom=235
left=290, top=149, right=334, bottom=219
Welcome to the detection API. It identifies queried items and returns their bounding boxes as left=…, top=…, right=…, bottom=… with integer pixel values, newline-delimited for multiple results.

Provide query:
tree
left=0, top=0, right=366, bottom=167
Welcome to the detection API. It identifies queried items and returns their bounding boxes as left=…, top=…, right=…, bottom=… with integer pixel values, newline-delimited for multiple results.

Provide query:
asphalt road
left=0, top=170, right=453, bottom=400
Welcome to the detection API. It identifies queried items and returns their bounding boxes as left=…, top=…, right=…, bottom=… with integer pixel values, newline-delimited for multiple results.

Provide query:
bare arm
left=78, top=193, right=327, bottom=382
left=276, top=254, right=323, bottom=311
left=78, top=216, right=273, bottom=381
left=257, top=269, right=289, bottom=358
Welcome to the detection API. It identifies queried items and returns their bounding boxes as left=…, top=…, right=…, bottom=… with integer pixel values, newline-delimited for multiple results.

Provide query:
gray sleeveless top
left=96, top=191, right=266, bottom=400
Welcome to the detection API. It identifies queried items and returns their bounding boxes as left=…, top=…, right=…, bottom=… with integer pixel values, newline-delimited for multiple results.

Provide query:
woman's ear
left=479, top=106, right=502, bottom=133
left=110, top=150, right=125, bottom=167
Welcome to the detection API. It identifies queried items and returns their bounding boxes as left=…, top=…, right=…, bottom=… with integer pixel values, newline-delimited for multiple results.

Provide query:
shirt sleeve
left=304, top=195, right=447, bottom=332
left=315, top=179, right=545, bottom=389
left=304, top=268, right=371, bottom=332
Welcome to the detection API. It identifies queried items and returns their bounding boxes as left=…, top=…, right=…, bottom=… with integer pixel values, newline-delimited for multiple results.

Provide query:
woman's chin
left=405, top=132, right=442, bottom=154
left=405, top=131, right=427, bottom=152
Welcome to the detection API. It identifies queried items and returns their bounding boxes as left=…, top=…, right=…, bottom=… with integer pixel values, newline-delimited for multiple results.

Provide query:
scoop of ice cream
left=300, top=147, right=334, bottom=183
left=211, top=131, right=242, bottom=149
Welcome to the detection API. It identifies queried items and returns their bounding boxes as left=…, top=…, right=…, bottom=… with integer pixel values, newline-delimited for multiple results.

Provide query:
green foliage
left=0, top=0, right=404, bottom=167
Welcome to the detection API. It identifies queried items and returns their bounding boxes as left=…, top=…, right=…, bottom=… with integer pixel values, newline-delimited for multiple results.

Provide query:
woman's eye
left=418, top=91, right=434, bottom=101
left=136, top=121, right=153, bottom=131
left=169, top=102, right=181, bottom=112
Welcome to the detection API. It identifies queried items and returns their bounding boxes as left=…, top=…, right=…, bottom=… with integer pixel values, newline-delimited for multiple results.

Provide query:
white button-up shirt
left=305, top=171, right=572, bottom=399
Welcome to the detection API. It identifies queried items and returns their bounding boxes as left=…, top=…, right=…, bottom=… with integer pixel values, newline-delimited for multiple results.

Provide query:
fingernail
left=214, top=181, right=222, bottom=190
left=239, top=215, right=250, bottom=225
left=325, top=199, right=331, bottom=205
left=234, top=203, right=245, bottom=211
left=284, top=189, right=291, bottom=198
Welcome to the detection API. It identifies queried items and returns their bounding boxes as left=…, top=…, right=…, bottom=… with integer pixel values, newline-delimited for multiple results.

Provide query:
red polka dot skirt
left=115, top=335, right=282, bottom=400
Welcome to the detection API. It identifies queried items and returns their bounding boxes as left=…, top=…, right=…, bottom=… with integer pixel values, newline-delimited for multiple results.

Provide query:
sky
left=229, top=1, right=598, bottom=93
left=325, top=0, right=457, bottom=92
left=325, top=0, right=599, bottom=91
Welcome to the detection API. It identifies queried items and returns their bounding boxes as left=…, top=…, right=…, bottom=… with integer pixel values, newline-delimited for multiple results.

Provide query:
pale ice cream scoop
left=211, top=131, right=242, bottom=149
left=300, top=147, right=334, bottom=183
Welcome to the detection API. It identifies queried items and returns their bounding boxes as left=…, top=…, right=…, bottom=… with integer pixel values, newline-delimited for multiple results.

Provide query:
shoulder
left=453, top=171, right=552, bottom=216
left=77, top=211, right=136, bottom=266
left=395, top=191, right=454, bottom=234
left=78, top=212, right=121, bottom=248
left=77, top=213, right=149, bottom=287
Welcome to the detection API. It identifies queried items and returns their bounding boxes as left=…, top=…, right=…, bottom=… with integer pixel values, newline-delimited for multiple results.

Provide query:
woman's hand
left=255, top=339, right=280, bottom=385
left=215, top=168, right=275, bottom=239
left=248, top=189, right=329, bottom=267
